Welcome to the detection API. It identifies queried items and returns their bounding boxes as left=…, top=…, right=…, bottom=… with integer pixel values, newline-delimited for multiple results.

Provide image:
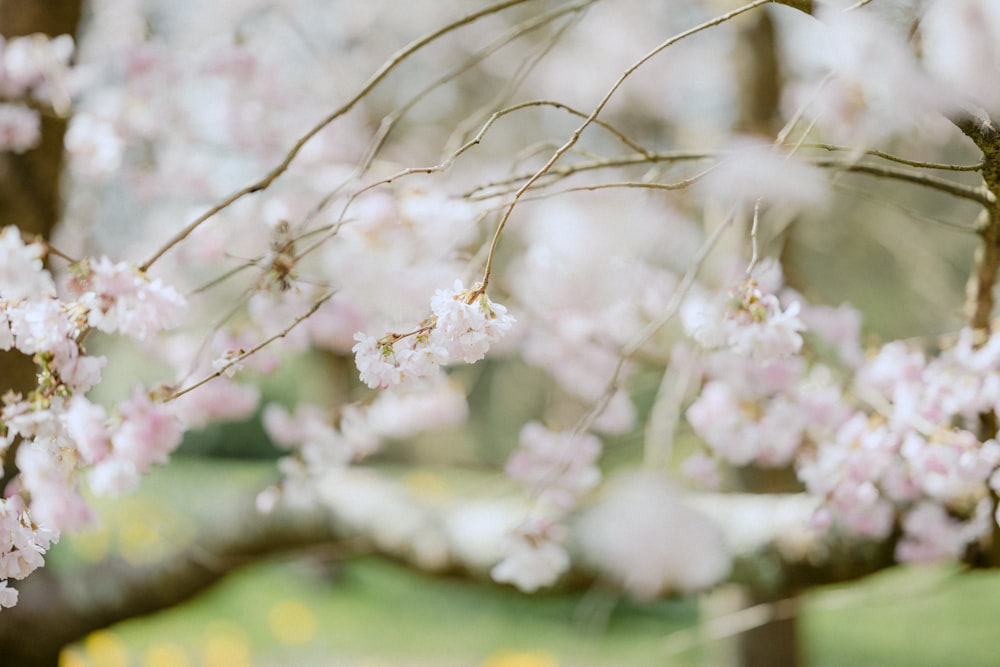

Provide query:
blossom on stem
left=0, top=226, right=56, bottom=302
left=682, top=278, right=804, bottom=361
left=490, top=519, right=570, bottom=593
left=66, top=256, right=187, bottom=340
left=576, top=470, right=731, bottom=598
left=352, top=280, right=514, bottom=389
left=0, top=495, right=58, bottom=612
left=352, top=331, right=446, bottom=390
left=505, top=422, right=602, bottom=511
left=0, top=103, right=40, bottom=153
left=429, top=280, right=516, bottom=363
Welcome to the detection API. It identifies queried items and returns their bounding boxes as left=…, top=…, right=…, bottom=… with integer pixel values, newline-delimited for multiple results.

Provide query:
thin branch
left=479, top=0, right=775, bottom=289
left=457, top=99, right=655, bottom=161
left=529, top=174, right=709, bottom=196
left=363, top=0, right=597, bottom=171
left=810, top=158, right=994, bottom=206
left=831, top=181, right=977, bottom=234
left=18, top=230, right=78, bottom=264
left=167, top=292, right=334, bottom=402
left=575, top=209, right=736, bottom=435
left=805, top=143, right=984, bottom=172
left=466, top=151, right=715, bottom=199
left=747, top=197, right=762, bottom=276
left=138, top=0, right=537, bottom=272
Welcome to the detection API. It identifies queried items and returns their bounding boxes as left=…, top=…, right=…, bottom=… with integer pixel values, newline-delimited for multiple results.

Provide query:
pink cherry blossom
left=263, top=402, right=378, bottom=469
left=430, top=280, right=515, bottom=364
left=352, top=332, right=446, bottom=390
left=896, top=499, right=993, bottom=564
left=0, top=33, right=74, bottom=100
left=63, top=396, right=111, bottom=464
left=505, top=423, right=601, bottom=511
left=0, top=226, right=56, bottom=302
left=67, top=257, right=186, bottom=340
left=490, top=519, right=570, bottom=593
left=52, top=344, right=106, bottom=393
left=7, top=298, right=75, bottom=355
left=921, top=0, right=1000, bottom=117
left=15, top=443, right=94, bottom=532
left=108, top=387, right=184, bottom=480
left=169, top=378, right=260, bottom=429
left=0, top=104, right=40, bottom=153
left=682, top=278, right=804, bottom=361
left=576, top=471, right=731, bottom=598
left=365, top=379, right=468, bottom=439
left=0, top=494, right=58, bottom=610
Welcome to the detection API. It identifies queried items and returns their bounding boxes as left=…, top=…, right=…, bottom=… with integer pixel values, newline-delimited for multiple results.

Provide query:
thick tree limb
left=0, top=467, right=897, bottom=666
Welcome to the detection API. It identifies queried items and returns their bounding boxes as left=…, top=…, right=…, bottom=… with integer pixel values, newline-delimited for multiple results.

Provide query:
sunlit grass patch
left=268, top=599, right=319, bottom=646
left=480, top=650, right=560, bottom=667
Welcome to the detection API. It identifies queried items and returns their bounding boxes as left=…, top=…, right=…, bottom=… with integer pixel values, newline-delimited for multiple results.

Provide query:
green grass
left=63, top=553, right=705, bottom=667
left=804, top=566, right=1000, bottom=667
left=54, top=459, right=1000, bottom=667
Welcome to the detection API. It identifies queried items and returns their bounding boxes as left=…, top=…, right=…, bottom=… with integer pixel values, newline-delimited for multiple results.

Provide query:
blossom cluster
left=504, top=423, right=602, bottom=512
left=261, top=378, right=469, bottom=507
left=490, top=423, right=602, bottom=592
left=796, top=331, right=1000, bottom=561
left=352, top=280, right=515, bottom=390
left=682, top=269, right=1000, bottom=564
left=0, top=495, right=56, bottom=611
left=0, top=34, right=76, bottom=153
left=490, top=517, right=570, bottom=594
left=682, top=275, right=805, bottom=361
left=0, top=226, right=188, bottom=610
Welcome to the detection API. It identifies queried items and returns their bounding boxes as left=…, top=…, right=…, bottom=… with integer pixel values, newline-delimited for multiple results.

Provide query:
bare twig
left=810, top=159, right=993, bottom=206
left=574, top=209, right=736, bottom=435
left=805, top=143, right=983, bottom=172
left=138, top=0, right=537, bottom=272
left=167, top=292, right=334, bottom=402
left=479, top=0, right=775, bottom=289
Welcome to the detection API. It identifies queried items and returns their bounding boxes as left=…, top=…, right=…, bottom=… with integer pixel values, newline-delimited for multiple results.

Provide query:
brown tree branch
left=1, top=467, right=898, bottom=667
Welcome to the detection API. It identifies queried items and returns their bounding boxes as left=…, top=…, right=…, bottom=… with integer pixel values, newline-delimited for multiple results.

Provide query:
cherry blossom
left=0, top=495, right=57, bottom=610
left=576, top=471, right=731, bottom=598
left=263, top=402, right=378, bottom=470
left=921, top=0, right=1000, bottom=117
left=0, top=226, right=56, bottom=301
left=490, top=519, right=570, bottom=593
left=505, top=423, right=602, bottom=512
left=429, top=280, right=516, bottom=364
left=682, top=275, right=805, bottom=361
left=0, top=33, right=75, bottom=101
left=788, top=5, right=953, bottom=145
left=353, top=280, right=514, bottom=389
left=352, top=331, right=446, bottom=390
left=65, top=256, right=187, bottom=340
left=696, top=136, right=830, bottom=212
left=0, top=104, right=40, bottom=153
left=107, top=388, right=184, bottom=481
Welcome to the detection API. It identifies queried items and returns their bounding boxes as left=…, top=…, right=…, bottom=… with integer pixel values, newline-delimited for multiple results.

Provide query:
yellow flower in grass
left=268, top=599, right=317, bottom=645
left=481, top=650, right=559, bottom=667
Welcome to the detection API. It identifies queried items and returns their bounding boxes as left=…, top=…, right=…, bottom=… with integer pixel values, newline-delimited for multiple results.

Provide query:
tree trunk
left=0, top=0, right=85, bottom=489
left=730, top=9, right=805, bottom=667
left=737, top=591, right=801, bottom=667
